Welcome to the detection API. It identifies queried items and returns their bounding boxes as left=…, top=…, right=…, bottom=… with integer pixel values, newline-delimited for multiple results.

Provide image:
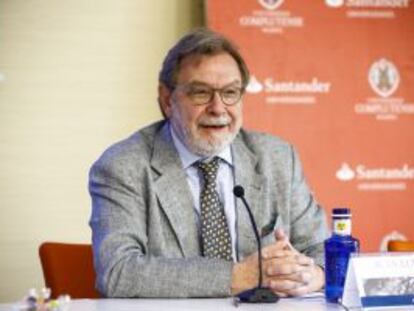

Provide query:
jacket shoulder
left=91, top=121, right=165, bottom=171
left=238, top=128, right=292, bottom=155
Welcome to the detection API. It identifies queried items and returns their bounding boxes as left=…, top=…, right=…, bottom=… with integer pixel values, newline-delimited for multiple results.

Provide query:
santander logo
left=336, top=163, right=356, bottom=181
left=246, top=76, right=264, bottom=94
left=325, top=0, right=345, bottom=7
left=336, top=162, right=414, bottom=182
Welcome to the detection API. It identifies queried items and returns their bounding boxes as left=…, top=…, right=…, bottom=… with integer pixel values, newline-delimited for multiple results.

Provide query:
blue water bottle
left=324, top=208, right=359, bottom=303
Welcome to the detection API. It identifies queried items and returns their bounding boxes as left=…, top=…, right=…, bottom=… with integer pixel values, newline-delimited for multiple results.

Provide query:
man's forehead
left=179, top=52, right=226, bottom=67
left=182, top=52, right=240, bottom=69
left=176, top=52, right=242, bottom=83
left=184, top=80, right=242, bottom=88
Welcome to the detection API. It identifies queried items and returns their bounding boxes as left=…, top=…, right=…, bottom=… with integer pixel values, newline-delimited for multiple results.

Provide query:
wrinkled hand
left=262, top=229, right=324, bottom=297
left=231, top=232, right=288, bottom=295
left=231, top=229, right=324, bottom=297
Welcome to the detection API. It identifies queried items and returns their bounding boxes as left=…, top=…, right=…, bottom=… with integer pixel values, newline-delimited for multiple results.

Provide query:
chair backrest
left=39, top=242, right=100, bottom=299
left=387, top=240, right=414, bottom=252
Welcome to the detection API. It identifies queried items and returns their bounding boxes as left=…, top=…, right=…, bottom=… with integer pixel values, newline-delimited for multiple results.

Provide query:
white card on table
left=342, top=252, right=414, bottom=309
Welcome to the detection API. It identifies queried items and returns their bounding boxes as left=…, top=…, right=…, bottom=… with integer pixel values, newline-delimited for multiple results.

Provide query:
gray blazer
left=89, top=121, right=328, bottom=298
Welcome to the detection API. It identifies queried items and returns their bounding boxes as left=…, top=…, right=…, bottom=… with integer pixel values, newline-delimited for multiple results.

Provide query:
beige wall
left=0, top=0, right=203, bottom=302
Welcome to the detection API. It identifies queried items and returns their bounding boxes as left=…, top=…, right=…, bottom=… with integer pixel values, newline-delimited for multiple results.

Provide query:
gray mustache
left=199, top=116, right=231, bottom=126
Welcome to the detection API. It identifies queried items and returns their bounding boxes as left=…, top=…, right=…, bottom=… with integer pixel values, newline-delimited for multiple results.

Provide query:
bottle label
left=333, top=218, right=351, bottom=236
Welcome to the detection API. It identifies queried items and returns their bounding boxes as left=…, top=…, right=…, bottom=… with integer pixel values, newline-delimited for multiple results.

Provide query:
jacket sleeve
left=88, top=157, right=233, bottom=298
left=287, top=145, right=329, bottom=268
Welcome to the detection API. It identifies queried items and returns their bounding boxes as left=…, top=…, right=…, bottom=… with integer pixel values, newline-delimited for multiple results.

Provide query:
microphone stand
left=233, top=186, right=279, bottom=303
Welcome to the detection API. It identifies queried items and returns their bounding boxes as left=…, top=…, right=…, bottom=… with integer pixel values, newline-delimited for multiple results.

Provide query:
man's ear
left=158, top=83, right=173, bottom=119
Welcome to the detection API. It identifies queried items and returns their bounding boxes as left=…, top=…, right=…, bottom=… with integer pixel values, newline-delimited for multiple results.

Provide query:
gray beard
left=169, top=114, right=238, bottom=157
left=184, top=129, right=236, bottom=157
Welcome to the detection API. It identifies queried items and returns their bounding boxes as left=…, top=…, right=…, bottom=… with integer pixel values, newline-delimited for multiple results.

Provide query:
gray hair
left=159, top=28, right=250, bottom=91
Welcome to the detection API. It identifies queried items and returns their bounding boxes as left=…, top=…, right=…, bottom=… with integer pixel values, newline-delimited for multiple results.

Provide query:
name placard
left=342, top=252, right=414, bottom=309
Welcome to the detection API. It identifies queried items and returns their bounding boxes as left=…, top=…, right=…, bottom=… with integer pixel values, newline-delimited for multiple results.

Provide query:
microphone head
left=233, top=185, right=245, bottom=198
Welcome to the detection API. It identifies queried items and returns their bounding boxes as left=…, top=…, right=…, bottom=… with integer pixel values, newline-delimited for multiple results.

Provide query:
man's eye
left=190, top=88, right=211, bottom=97
left=222, top=88, right=239, bottom=97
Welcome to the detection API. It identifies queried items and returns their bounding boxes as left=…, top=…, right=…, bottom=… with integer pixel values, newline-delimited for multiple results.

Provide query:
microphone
left=233, top=185, right=279, bottom=303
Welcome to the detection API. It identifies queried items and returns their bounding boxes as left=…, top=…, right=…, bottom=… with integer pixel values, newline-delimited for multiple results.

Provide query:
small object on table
left=14, top=288, right=71, bottom=311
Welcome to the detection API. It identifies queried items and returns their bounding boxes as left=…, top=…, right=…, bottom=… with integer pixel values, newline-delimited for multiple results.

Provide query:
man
left=89, top=28, right=328, bottom=298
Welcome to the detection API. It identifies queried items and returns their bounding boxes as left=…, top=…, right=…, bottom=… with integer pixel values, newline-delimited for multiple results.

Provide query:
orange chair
left=387, top=240, right=414, bottom=252
left=39, top=242, right=100, bottom=299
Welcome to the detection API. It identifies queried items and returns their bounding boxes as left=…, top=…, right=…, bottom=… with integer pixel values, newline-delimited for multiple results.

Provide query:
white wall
left=0, top=0, right=203, bottom=302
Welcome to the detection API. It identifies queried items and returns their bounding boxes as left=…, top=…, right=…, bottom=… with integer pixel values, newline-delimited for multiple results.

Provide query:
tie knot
left=198, top=157, right=220, bottom=182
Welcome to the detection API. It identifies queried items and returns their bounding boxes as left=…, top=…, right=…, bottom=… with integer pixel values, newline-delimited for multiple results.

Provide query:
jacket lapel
left=150, top=125, right=268, bottom=260
left=151, top=124, right=200, bottom=257
left=232, top=133, right=266, bottom=259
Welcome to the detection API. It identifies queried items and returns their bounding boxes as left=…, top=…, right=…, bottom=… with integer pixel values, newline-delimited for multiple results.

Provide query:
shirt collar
left=169, top=122, right=233, bottom=169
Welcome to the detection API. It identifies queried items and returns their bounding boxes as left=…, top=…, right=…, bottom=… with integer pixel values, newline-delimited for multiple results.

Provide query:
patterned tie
left=198, top=157, right=232, bottom=261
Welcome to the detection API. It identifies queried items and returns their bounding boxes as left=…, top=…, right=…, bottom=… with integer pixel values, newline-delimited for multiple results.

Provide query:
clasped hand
left=231, top=229, right=324, bottom=297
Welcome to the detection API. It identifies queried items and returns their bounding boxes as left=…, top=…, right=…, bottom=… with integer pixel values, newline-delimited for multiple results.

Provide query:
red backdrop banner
left=207, top=0, right=414, bottom=251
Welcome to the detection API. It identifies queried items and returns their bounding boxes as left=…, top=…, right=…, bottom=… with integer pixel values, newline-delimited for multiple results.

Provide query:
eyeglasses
left=174, top=83, right=244, bottom=106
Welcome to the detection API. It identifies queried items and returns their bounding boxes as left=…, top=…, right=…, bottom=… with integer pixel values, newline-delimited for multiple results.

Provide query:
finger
left=268, top=252, right=314, bottom=266
left=274, top=228, right=286, bottom=241
left=261, top=285, right=288, bottom=298
left=264, top=255, right=314, bottom=275
left=274, top=229, right=298, bottom=253
left=263, top=248, right=295, bottom=259
left=263, top=279, right=288, bottom=298
left=294, top=254, right=314, bottom=266
left=273, top=271, right=312, bottom=283
left=298, top=271, right=312, bottom=284
left=267, top=279, right=303, bottom=292
left=262, top=241, right=291, bottom=259
left=266, top=262, right=306, bottom=276
left=271, top=291, right=288, bottom=298
left=286, top=284, right=311, bottom=297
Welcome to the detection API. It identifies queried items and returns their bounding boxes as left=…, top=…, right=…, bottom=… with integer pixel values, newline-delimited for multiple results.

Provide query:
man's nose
left=206, top=91, right=227, bottom=114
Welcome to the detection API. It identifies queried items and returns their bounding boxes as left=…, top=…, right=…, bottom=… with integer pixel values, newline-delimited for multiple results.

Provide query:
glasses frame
left=173, top=83, right=244, bottom=106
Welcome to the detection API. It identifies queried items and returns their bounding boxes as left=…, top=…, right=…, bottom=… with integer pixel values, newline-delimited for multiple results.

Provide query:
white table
left=0, top=296, right=346, bottom=311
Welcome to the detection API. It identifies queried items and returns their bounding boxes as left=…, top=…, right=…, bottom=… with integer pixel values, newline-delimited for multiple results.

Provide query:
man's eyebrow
left=187, top=80, right=243, bottom=88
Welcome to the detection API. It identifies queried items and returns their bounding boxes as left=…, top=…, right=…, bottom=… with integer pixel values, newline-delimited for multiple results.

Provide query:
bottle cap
left=332, top=207, right=351, bottom=216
